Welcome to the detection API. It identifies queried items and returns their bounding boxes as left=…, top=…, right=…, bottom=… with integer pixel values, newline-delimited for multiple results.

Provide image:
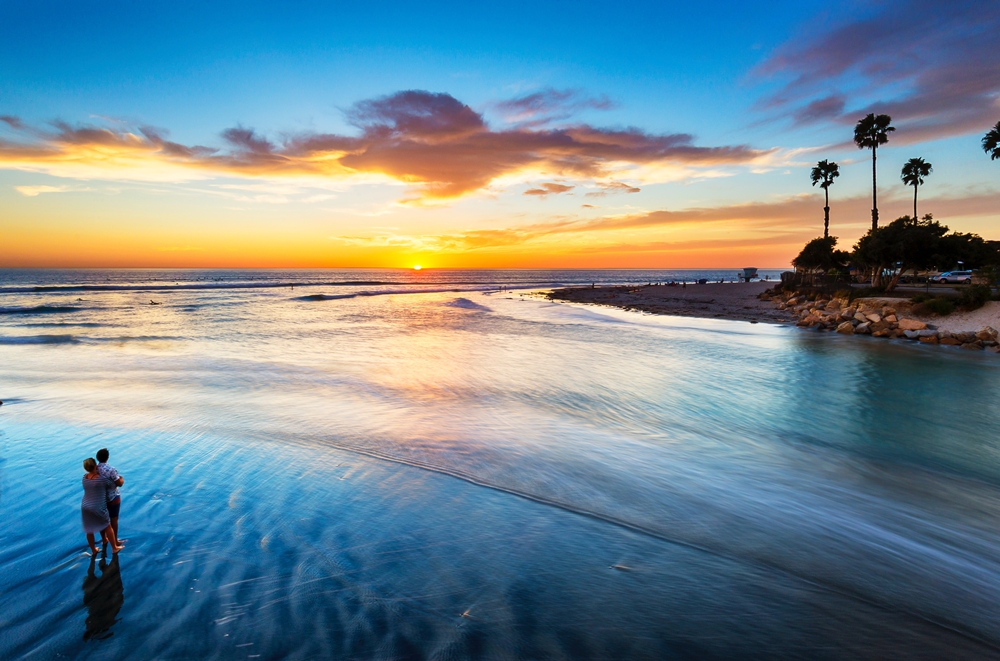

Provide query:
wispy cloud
left=0, top=90, right=772, bottom=202
left=524, top=182, right=574, bottom=197
left=334, top=188, right=1000, bottom=253
left=492, top=88, right=615, bottom=127
left=756, top=0, right=1000, bottom=144
left=14, top=184, right=88, bottom=196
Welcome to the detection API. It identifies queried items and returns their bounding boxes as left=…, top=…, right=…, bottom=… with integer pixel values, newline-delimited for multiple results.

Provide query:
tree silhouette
left=810, top=160, right=840, bottom=238
left=854, top=113, right=895, bottom=231
left=984, top=121, right=1000, bottom=160
left=900, top=157, right=932, bottom=220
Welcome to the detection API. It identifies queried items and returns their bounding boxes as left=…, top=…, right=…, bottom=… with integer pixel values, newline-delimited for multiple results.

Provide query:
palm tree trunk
left=871, top=145, right=878, bottom=232
left=824, top=187, right=830, bottom=238
left=913, top=184, right=918, bottom=220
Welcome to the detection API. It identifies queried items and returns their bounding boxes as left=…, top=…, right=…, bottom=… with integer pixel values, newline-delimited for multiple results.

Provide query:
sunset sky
left=2, top=0, right=998, bottom=269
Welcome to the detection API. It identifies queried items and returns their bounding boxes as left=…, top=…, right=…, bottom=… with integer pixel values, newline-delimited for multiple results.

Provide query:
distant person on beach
left=96, top=448, right=124, bottom=546
left=81, top=458, right=124, bottom=555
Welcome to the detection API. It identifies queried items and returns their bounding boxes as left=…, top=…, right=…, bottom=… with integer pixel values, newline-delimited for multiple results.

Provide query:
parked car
left=936, top=271, right=972, bottom=284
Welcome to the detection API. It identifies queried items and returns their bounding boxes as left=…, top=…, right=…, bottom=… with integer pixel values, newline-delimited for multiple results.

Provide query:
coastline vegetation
left=790, top=115, right=1000, bottom=314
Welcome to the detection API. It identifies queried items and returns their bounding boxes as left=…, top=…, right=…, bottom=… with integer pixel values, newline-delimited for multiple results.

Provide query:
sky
left=1, top=0, right=998, bottom=269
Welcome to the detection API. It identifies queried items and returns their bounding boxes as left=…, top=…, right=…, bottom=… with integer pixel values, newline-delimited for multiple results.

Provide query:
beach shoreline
left=545, top=282, right=791, bottom=324
left=545, top=282, right=1000, bottom=352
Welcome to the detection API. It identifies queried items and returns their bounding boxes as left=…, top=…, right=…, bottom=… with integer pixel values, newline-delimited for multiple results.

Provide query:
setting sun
left=413, top=265, right=422, bottom=270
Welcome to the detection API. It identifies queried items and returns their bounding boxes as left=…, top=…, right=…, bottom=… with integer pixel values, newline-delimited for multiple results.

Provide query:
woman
left=82, top=458, right=124, bottom=555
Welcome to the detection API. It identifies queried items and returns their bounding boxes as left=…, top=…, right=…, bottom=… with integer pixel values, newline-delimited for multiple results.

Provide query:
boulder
left=989, top=345, right=1000, bottom=353
left=870, top=321, right=889, bottom=333
left=825, top=300, right=842, bottom=311
left=939, top=336, right=962, bottom=346
left=975, top=326, right=998, bottom=341
left=916, top=329, right=938, bottom=338
left=866, top=313, right=882, bottom=323
left=884, top=314, right=898, bottom=323
left=919, top=335, right=939, bottom=344
left=835, top=321, right=855, bottom=334
left=854, top=312, right=868, bottom=323
left=871, top=329, right=892, bottom=338
left=903, top=330, right=921, bottom=340
left=961, top=342, right=984, bottom=351
left=881, top=306, right=897, bottom=318
left=855, top=322, right=871, bottom=335
left=956, top=332, right=976, bottom=344
left=897, top=318, right=927, bottom=331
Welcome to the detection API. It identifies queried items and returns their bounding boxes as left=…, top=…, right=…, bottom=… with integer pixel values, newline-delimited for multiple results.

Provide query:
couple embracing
left=81, top=448, right=126, bottom=555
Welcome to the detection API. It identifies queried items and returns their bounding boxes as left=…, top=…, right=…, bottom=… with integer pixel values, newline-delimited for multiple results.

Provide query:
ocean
left=1, top=268, right=998, bottom=659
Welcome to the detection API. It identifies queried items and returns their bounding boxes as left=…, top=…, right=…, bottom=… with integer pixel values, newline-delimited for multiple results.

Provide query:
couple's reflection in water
left=82, top=553, right=124, bottom=641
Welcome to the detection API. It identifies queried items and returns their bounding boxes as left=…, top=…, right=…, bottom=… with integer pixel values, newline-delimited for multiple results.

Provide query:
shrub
left=957, top=284, right=993, bottom=311
left=913, top=296, right=955, bottom=316
left=910, top=292, right=932, bottom=303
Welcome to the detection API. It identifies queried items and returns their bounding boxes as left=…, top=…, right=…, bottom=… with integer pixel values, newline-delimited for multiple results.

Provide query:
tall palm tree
left=900, top=157, right=932, bottom=220
left=810, top=159, right=840, bottom=238
left=854, top=113, right=895, bottom=231
left=984, top=121, right=1000, bottom=160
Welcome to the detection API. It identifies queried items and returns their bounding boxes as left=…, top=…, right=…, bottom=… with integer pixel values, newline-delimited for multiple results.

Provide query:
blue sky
left=1, top=0, right=997, bottom=267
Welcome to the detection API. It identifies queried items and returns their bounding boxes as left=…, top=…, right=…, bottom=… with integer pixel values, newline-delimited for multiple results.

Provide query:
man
left=96, top=448, right=125, bottom=547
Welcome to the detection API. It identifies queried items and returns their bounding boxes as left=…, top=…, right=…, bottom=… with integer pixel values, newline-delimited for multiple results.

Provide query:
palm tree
left=854, top=113, right=895, bottom=231
left=810, top=160, right=840, bottom=238
left=984, top=121, right=1000, bottom=160
left=900, top=157, right=932, bottom=220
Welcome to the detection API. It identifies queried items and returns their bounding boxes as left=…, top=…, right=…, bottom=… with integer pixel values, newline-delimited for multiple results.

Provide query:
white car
left=937, top=271, right=972, bottom=284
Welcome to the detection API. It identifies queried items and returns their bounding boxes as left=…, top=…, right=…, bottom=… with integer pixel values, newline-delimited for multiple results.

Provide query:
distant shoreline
left=547, top=282, right=1000, bottom=353
left=546, top=282, right=789, bottom=324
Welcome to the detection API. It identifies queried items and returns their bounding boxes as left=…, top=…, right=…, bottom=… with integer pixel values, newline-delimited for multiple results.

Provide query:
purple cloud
left=757, top=0, right=1000, bottom=143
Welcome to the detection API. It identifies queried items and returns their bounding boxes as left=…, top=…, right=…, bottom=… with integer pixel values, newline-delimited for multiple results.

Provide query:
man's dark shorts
left=108, top=497, right=121, bottom=518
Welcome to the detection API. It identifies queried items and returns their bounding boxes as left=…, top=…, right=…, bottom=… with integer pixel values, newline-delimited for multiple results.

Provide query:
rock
left=884, top=314, right=898, bottom=323
left=881, top=306, right=897, bottom=317
left=916, top=329, right=938, bottom=338
left=855, top=322, right=871, bottom=334
left=956, top=332, right=976, bottom=344
left=904, top=330, right=921, bottom=339
left=975, top=326, right=998, bottom=341
left=836, top=321, right=855, bottom=334
left=897, top=318, right=927, bottom=331
left=939, top=336, right=962, bottom=346
left=866, top=313, right=882, bottom=323
left=919, top=335, right=939, bottom=344
left=870, top=320, right=889, bottom=333
left=961, top=342, right=983, bottom=351
left=871, top=329, right=891, bottom=338
left=854, top=312, right=868, bottom=323
left=989, top=346, right=1000, bottom=353
left=983, top=340, right=998, bottom=347
left=825, top=300, right=842, bottom=311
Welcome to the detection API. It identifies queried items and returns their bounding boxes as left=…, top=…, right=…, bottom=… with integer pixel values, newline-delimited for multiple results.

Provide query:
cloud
left=14, top=184, right=80, bottom=196
left=1, top=115, right=24, bottom=130
left=0, top=90, right=771, bottom=200
left=524, top=182, right=574, bottom=197
left=336, top=188, right=1000, bottom=253
left=585, top=181, right=641, bottom=197
left=757, top=0, right=1000, bottom=143
left=493, top=88, right=615, bottom=126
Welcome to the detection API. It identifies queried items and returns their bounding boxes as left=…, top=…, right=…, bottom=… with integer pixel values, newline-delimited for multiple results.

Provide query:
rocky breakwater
left=760, top=289, right=1000, bottom=353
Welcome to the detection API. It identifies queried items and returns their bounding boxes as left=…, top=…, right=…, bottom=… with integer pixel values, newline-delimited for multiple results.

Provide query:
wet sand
left=547, top=282, right=793, bottom=324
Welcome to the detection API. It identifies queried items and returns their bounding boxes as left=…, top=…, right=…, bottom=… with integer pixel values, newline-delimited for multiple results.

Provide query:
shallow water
left=1, top=269, right=999, bottom=660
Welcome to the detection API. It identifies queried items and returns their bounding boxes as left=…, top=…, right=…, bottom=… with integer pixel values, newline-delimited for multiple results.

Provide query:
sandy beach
left=547, top=282, right=791, bottom=324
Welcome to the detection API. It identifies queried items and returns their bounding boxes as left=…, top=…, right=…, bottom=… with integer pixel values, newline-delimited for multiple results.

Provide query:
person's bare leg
left=104, top=525, right=124, bottom=553
left=86, top=533, right=100, bottom=555
left=111, top=517, right=120, bottom=541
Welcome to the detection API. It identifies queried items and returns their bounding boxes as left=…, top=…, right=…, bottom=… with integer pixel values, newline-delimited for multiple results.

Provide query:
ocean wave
left=443, top=297, right=492, bottom=311
left=0, top=334, right=78, bottom=344
left=0, top=305, right=87, bottom=315
left=294, top=286, right=498, bottom=302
